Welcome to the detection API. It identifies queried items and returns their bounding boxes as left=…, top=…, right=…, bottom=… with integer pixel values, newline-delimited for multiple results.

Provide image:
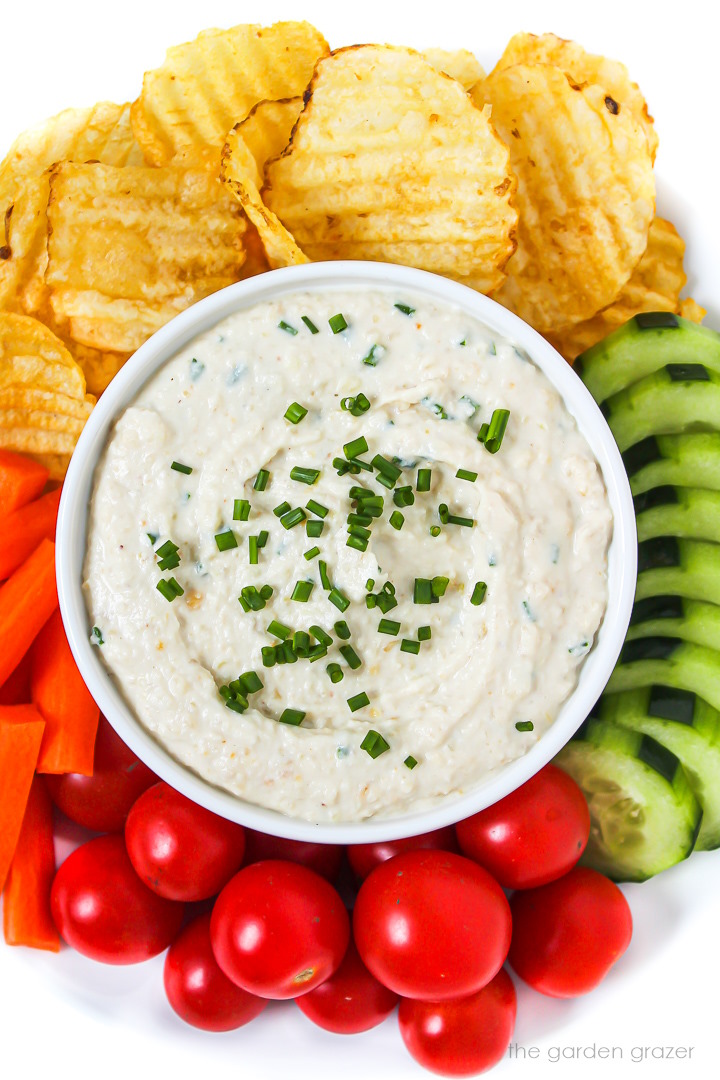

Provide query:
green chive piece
left=253, top=469, right=270, bottom=491
left=258, top=530, right=269, bottom=549
left=306, top=499, right=329, bottom=518
left=394, top=303, right=415, bottom=316
left=432, top=576, right=449, bottom=598
left=220, top=687, right=248, bottom=713
left=341, top=396, right=356, bottom=413
left=484, top=409, right=510, bottom=454
left=278, top=320, right=298, bottom=335
left=328, top=588, right=350, bottom=612
left=156, top=540, right=178, bottom=558
left=344, top=435, right=369, bottom=460
left=361, top=729, right=389, bottom=756
left=282, top=640, right=298, bottom=664
left=238, top=671, right=263, bottom=695
left=413, top=578, right=433, bottom=605
left=401, top=639, right=421, bottom=654
left=339, top=644, right=361, bottom=670
left=310, top=626, right=334, bottom=647
left=477, top=422, right=490, bottom=444
left=291, top=580, right=314, bottom=602
left=215, top=529, right=238, bottom=552
left=416, top=468, right=432, bottom=492
left=347, top=535, right=368, bottom=552
left=307, top=519, right=324, bottom=538
left=329, top=313, right=348, bottom=333
left=157, top=577, right=184, bottom=602
left=362, top=344, right=384, bottom=366
left=456, top=469, right=478, bottom=482
left=366, top=594, right=377, bottom=609
left=430, top=525, right=442, bottom=537
left=327, top=663, right=344, bottom=683
left=393, top=486, right=415, bottom=508
left=371, top=455, right=402, bottom=487
left=259, top=585, right=273, bottom=601
left=267, top=619, right=292, bottom=640
left=238, top=596, right=251, bottom=613
left=308, top=643, right=329, bottom=663
left=273, top=501, right=291, bottom=517
left=293, top=631, right=311, bottom=658
left=319, top=561, right=332, bottom=591
left=348, top=692, right=370, bottom=713
left=515, top=720, right=534, bottom=732
left=171, top=461, right=193, bottom=475
left=304, top=546, right=320, bottom=561
left=233, top=499, right=251, bottom=521
left=348, top=524, right=371, bottom=540
left=147, top=532, right=158, bottom=545
left=378, top=619, right=400, bottom=636
left=157, top=550, right=180, bottom=571
left=365, top=578, right=375, bottom=592
left=375, top=591, right=398, bottom=614
left=404, top=755, right=418, bottom=769
left=347, top=457, right=373, bottom=472
left=351, top=392, right=371, bottom=416
left=261, top=646, right=276, bottom=668
left=349, top=484, right=373, bottom=499
left=389, top=511, right=404, bottom=531
left=348, top=512, right=372, bottom=528
left=447, top=513, right=475, bottom=528
left=438, top=504, right=450, bottom=524
left=91, top=626, right=104, bottom=646
left=418, top=625, right=432, bottom=641
left=429, top=402, right=448, bottom=419
left=471, top=581, right=488, bottom=606
left=285, top=402, right=308, bottom=424
left=249, top=536, right=259, bottom=564
left=290, top=466, right=320, bottom=485
left=333, top=457, right=352, bottom=476
left=334, top=620, right=351, bottom=639
left=302, top=315, right=319, bottom=334
left=280, top=507, right=307, bottom=530
left=279, top=708, right=306, bottom=726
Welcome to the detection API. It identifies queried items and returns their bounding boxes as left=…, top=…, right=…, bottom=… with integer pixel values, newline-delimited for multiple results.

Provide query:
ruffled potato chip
left=0, top=175, right=51, bottom=316
left=264, top=45, right=517, bottom=294
left=420, top=48, right=485, bottom=89
left=131, top=21, right=328, bottom=166
left=477, top=63, right=655, bottom=333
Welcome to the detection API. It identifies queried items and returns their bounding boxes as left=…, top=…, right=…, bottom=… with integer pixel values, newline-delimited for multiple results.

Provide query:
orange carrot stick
left=0, top=539, right=58, bottom=687
left=3, top=774, right=59, bottom=951
left=0, top=487, right=62, bottom=581
left=32, top=608, right=99, bottom=776
left=0, top=450, right=49, bottom=517
left=0, top=706, right=45, bottom=894
left=0, top=650, right=32, bottom=706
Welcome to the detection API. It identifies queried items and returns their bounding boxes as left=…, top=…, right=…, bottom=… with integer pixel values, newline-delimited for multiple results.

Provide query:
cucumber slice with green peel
left=554, top=717, right=701, bottom=881
left=602, top=366, right=720, bottom=452
left=607, top=638, right=720, bottom=712
left=600, top=687, right=720, bottom=850
left=627, top=596, right=720, bottom=652
left=576, top=313, right=720, bottom=403
left=636, top=538, right=720, bottom=607
left=634, top=486, right=720, bottom=543
left=625, top=434, right=720, bottom=495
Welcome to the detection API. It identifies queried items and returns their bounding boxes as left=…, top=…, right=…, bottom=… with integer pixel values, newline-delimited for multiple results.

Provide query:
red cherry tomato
left=210, top=860, right=350, bottom=999
left=295, top=938, right=398, bottom=1034
left=456, top=764, right=590, bottom=889
left=164, top=912, right=267, bottom=1031
left=50, top=835, right=184, bottom=964
left=509, top=866, right=633, bottom=997
left=398, top=968, right=517, bottom=1077
left=347, top=826, right=458, bottom=881
left=353, top=850, right=511, bottom=1001
left=243, top=828, right=343, bottom=881
left=45, top=715, right=157, bottom=832
left=125, top=782, right=246, bottom=901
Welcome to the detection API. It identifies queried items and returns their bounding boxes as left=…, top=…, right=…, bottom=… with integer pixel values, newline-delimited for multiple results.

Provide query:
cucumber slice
left=576, top=313, right=720, bottom=402
left=627, top=596, right=720, bottom=652
left=636, top=538, right=720, bottom=606
left=607, top=638, right=720, bottom=712
left=554, top=717, right=701, bottom=881
left=635, top=486, right=720, bottom=543
left=602, top=366, right=720, bottom=452
left=625, top=434, right=720, bottom=495
left=601, top=687, right=720, bottom=850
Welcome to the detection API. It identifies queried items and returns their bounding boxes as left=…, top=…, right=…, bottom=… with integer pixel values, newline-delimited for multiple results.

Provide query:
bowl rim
left=56, top=260, right=637, bottom=844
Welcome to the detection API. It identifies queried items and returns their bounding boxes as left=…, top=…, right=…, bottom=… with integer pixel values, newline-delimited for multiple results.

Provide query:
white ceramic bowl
left=57, top=262, right=637, bottom=845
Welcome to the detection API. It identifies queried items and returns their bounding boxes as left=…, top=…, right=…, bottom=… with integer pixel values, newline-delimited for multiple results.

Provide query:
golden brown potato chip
left=0, top=175, right=51, bottom=315
left=231, top=99, right=302, bottom=188
left=264, top=45, right=517, bottom=293
left=477, top=64, right=655, bottom=332
left=46, top=162, right=247, bottom=353
left=421, top=48, right=485, bottom=89
left=64, top=342, right=131, bottom=397
left=491, top=33, right=658, bottom=161
left=546, top=218, right=688, bottom=360
left=131, top=21, right=328, bottom=166
left=679, top=297, right=706, bottom=323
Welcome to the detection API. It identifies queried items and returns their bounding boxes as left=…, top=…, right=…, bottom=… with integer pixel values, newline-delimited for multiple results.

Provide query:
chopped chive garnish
left=304, top=546, right=320, bottom=561
left=254, top=469, right=270, bottom=491
left=267, top=619, right=292, bottom=640
left=393, top=486, right=415, bottom=508
left=339, top=644, right=362, bottom=669
left=156, top=540, right=178, bottom=558
left=360, top=728, right=389, bottom=756
left=215, top=529, right=238, bottom=552
left=394, top=303, right=415, bottom=316
left=278, top=320, right=298, bottom=335
left=302, top=315, right=319, bottom=334
left=91, top=626, right=104, bottom=646
left=349, top=484, right=373, bottom=499
left=456, top=469, right=478, bottom=482
left=219, top=687, right=248, bottom=713
left=293, top=631, right=311, bottom=658
left=259, top=585, right=273, bottom=601
left=515, top=721, right=534, bottom=732
left=348, top=512, right=372, bottom=528
left=417, top=468, right=432, bottom=492
left=282, top=640, right=298, bottom=664
left=279, top=708, right=306, bottom=726
left=477, top=422, right=490, bottom=444
left=258, top=530, right=269, bottom=549
left=249, top=536, right=259, bottom=564
left=371, top=455, right=402, bottom=487
left=432, top=576, right=449, bottom=598
left=378, top=619, right=400, bottom=635
left=327, top=663, right=344, bottom=683
left=348, top=457, right=373, bottom=472
left=389, top=511, right=404, bottom=531
left=307, top=520, right=324, bottom=538
left=334, top=620, right=351, bottom=640
left=333, top=457, right=352, bottom=476
left=306, top=626, right=331, bottom=648
left=404, top=755, right=418, bottom=769
left=366, top=579, right=375, bottom=591
left=291, top=580, right=314, bottom=602
left=329, top=313, right=348, bottom=333
left=348, top=692, right=370, bottom=714
left=285, top=402, right=308, bottom=424
left=484, top=409, right=510, bottom=454
left=280, top=507, right=307, bottom=530
left=319, top=561, right=332, bottom=591
left=430, top=526, right=441, bottom=537
left=471, top=581, right=488, bottom=606
left=147, top=532, right=158, bottom=545
left=400, top=639, right=421, bottom=654
left=366, top=595, right=377, bottom=609
left=239, top=586, right=266, bottom=611
left=290, top=466, right=320, bottom=485
left=362, top=344, right=384, bottom=366
left=344, top=435, right=369, bottom=460
left=273, top=501, right=291, bottom=517
left=447, top=513, right=474, bottom=528
left=418, top=625, right=431, bottom=641
left=428, top=402, right=448, bottom=419
left=413, top=578, right=433, bottom=605
left=157, top=577, right=184, bottom=601
left=238, top=596, right=250, bottom=613
left=309, top=643, right=329, bottom=662
left=233, top=499, right=251, bottom=521
left=439, top=503, right=449, bottom=524
left=262, top=646, right=276, bottom=667
left=347, top=535, right=368, bottom=552
left=306, top=499, right=329, bottom=518
left=328, top=588, right=350, bottom=612
left=238, top=671, right=263, bottom=695
left=351, top=392, right=371, bottom=415
left=158, top=550, right=180, bottom=571
left=375, top=592, right=398, bottom=614
left=171, top=461, right=193, bottom=475
left=348, top=524, right=371, bottom=540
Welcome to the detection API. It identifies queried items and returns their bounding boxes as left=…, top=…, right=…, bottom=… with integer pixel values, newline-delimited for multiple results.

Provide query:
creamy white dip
left=85, top=288, right=612, bottom=823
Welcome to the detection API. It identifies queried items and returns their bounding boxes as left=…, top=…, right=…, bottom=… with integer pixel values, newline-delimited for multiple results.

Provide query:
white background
left=2, top=1, right=719, bottom=1078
